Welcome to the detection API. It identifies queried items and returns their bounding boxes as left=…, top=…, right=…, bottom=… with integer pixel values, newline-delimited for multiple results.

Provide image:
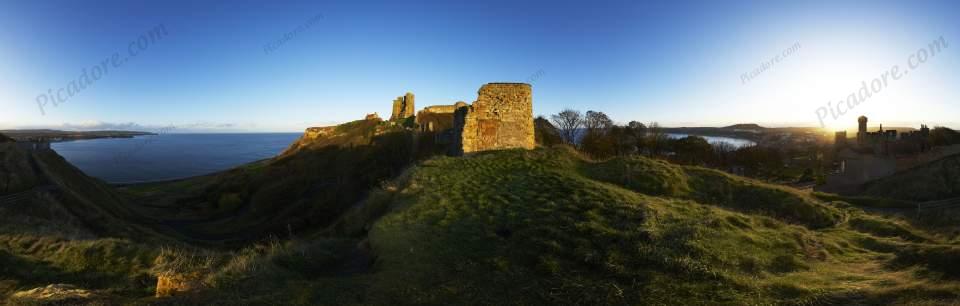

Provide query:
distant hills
left=0, top=129, right=155, bottom=142
left=723, top=123, right=765, bottom=130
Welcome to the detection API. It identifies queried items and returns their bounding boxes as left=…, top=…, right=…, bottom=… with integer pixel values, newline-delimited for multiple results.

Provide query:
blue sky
left=0, top=0, right=957, bottom=132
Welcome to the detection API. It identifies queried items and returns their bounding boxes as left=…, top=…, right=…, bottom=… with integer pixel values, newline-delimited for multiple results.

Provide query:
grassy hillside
left=118, top=119, right=438, bottom=244
left=0, top=143, right=40, bottom=195
left=862, top=153, right=960, bottom=201
left=6, top=120, right=960, bottom=304
left=150, top=147, right=960, bottom=305
left=0, top=144, right=170, bottom=304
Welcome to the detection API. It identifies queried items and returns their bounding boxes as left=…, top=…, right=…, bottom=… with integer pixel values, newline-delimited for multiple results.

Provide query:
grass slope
left=0, top=145, right=169, bottom=304
left=155, top=148, right=960, bottom=305
left=862, top=153, right=960, bottom=202
left=118, top=119, right=421, bottom=243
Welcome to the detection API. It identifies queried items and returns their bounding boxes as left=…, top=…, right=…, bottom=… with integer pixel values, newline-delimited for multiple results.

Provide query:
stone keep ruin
left=455, top=83, right=535, bottom=154
left=409, top=83, right=534, bottom=155
left=299, top=83, right=534, bottom=156
left=390, top=92, right=415, bottom=121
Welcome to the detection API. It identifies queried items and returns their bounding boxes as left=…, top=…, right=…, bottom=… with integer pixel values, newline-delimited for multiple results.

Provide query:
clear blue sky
left=1, top=0, right=957, bottom=132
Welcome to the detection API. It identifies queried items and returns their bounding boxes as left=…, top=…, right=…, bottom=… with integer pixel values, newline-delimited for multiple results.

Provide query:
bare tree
left=647, top=122, right=669, bottom=157
left=626, top=121, right=647, bottom=154
left=583, top=111, right=614, bottom=135
left=627, top=121, right=646, bottom=134
left=551, top=109, right=584, bottom=145
left=712, top=141, right=736, bottom=167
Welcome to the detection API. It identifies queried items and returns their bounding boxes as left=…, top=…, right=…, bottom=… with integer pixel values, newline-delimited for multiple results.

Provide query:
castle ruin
left=298, top=83, right=534, bottom=156
left=455, top=83, right=535, bottom=154
left=819, top=115, right=937, bottom=195
left=403, top=83, right=535, bottom=154
left=390, top=92, right=415, bottom=121
left=416, top=102, right=467, bottom=133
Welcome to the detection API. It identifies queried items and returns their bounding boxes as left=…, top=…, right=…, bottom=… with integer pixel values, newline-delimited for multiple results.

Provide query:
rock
left=10, top=284, right=95, bottom=303
left=156, top=272, right=205, bottom=298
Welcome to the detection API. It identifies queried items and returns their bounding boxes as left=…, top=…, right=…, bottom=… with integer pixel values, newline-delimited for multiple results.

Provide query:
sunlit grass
left=5, top=143, right=960, bottom=305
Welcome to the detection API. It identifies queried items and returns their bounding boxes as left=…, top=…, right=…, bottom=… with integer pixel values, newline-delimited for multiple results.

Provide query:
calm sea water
left=666, top=133, right=756, bottom=148
left=50, top=133, right=752, bottom=184
left=51, top=133, right=301, bottom=184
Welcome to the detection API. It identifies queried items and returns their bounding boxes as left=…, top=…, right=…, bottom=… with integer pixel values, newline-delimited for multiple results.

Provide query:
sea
left=51, top=133, right=301, bottom=184
left=51, top=133, right=754, bottom=184
left=666, top=133, right=756, bottom=148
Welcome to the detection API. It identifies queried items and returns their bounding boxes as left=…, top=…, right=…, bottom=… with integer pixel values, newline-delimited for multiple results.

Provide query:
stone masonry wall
left=390, top=92, right=415, bottom=120
left=457, top=83, right=534, bottom=154
left=420, top=101, right=467, bottom=115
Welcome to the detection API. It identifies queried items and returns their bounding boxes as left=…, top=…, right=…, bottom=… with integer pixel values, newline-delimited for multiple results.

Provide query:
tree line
left=536, top=109, right=791, bottom=180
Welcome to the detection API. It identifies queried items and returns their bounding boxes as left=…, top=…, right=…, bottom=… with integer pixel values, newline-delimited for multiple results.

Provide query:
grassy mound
left=365, top=149, right=828, bottom=304
left=585, top=155, right=843, bottom=228
left=7, top=140, right=960, bottom=305
left=150, top=147, right=960, bottom=305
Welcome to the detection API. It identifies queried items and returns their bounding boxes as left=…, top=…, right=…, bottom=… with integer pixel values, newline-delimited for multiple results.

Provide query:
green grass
left=861, top=153, right=960, bottom=202
left=362, top=148, right=960, bottom=305
left=0, top=234, right=159, bottom=302
left=144, top=147, right=954, bottom=305
left=6, top=134, right=960, bottom=305
left=586, top=155, right=844, bottom=228
left=812, top=192, right=918, bottom=209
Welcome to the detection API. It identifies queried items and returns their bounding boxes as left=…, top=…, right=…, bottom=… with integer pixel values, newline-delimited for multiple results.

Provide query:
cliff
left=0, top=143, right=164, bottom=303
left=282, top=117, right=389, bottom=156
left=0, top=143, right=40, bottom=195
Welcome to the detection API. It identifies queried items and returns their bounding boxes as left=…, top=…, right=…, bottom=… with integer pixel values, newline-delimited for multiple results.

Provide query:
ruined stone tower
left=390, top=92, right=415, bottom=121
left=455, top=83, right=535, bottom=154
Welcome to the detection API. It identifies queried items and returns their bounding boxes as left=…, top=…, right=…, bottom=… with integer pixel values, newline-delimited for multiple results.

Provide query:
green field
left=3, top=131, right=960, bottom=305
left=150, top=147, right=960, bottom=305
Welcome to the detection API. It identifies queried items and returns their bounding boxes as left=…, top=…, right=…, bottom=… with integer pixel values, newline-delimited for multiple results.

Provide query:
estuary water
left=666, top=133, right=756, bottom=148
left=51, top=133, right=301, bottom=184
